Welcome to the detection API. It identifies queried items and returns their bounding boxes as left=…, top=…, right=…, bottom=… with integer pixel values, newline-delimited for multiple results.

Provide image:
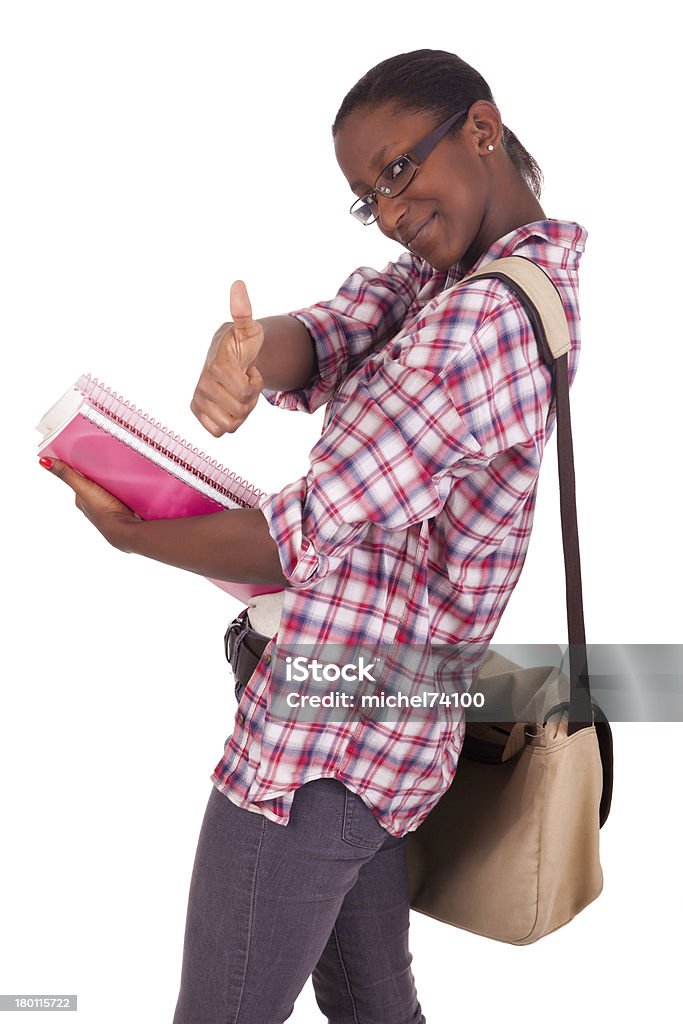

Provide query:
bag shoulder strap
left=461, top=255, right=571, bottom=360
left=455, top=254, right=593, bottom=734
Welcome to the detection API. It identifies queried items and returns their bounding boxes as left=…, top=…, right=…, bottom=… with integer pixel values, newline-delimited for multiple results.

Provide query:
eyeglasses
left=349, top=107, right=470, bottom=226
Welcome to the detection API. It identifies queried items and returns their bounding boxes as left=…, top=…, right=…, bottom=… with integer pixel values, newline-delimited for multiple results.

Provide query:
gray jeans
left=172, top=778, right=427, bottom=1023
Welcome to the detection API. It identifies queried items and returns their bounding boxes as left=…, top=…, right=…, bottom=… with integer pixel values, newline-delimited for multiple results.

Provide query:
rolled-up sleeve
left=260, top=251, right=430, bottom=414
left=258, top=288, right=552, bottom=591
left=258, top=361, right=492, bottom=589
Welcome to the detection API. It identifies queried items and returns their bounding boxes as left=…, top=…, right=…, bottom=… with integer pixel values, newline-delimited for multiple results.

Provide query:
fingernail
left=39, top=456, right=53, bottom=469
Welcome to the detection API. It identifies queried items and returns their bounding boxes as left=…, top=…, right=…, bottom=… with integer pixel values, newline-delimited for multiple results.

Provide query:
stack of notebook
left=36, top=373, right=283, bottom=603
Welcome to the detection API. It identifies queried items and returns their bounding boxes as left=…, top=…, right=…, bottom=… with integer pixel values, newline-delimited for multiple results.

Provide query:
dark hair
left=332, top=49, right=543, bottom=199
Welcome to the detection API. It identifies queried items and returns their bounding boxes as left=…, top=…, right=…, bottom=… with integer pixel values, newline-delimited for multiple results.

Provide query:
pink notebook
left=36, top=374, right=283, bottom=603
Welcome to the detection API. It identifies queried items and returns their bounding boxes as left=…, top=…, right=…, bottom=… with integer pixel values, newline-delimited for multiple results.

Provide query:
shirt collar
left=445, top=219, right=588, bottom=288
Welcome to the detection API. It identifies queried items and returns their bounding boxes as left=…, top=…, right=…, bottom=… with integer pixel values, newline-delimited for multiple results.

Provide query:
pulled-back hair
left=332, top=49, right=543, bottom=199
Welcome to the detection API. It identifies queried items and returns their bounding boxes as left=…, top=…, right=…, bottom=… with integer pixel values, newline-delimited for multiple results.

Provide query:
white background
left=1, top=1, right=680, bottom=1021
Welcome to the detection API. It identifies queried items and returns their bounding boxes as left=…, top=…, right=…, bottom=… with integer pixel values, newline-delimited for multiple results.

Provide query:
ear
left=466, top=100, right=503, bottom=155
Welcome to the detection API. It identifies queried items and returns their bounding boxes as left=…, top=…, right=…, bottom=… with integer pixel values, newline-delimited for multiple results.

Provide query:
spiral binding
left=76, top=374, right=266, bottom=509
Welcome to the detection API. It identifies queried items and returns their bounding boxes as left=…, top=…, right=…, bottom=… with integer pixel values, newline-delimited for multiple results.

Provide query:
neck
left=461, top=164, right=546, bottom=274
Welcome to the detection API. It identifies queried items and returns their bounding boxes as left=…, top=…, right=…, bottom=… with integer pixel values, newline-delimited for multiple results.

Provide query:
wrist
left=107, top=513, right=142, bottom=553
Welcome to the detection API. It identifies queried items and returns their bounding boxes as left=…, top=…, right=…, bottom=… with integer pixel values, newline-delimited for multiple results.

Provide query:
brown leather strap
left=461, top=257, right=593, bottom=732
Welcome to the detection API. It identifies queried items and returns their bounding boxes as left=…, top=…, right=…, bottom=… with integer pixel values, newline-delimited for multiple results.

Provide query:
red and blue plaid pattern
left=211, top=219, right=588, bottom=837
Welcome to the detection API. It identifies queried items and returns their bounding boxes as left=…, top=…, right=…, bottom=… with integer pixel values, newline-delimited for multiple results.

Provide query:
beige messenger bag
left=404, top=256, right=613, bottom=945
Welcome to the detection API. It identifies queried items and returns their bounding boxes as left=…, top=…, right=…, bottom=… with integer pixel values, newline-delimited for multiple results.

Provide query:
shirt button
left=236, top=711, right=245, bottom=726
left=264, top=654, right=272, bottom=665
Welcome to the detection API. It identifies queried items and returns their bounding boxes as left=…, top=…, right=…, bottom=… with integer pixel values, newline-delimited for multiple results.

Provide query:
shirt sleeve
left=258, top=288, right=552, bottom=591
left=260, top=251, right=433, bottom=414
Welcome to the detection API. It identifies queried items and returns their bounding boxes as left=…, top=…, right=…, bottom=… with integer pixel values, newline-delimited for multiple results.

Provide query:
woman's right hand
left=191, top=280, right=265, bottom=436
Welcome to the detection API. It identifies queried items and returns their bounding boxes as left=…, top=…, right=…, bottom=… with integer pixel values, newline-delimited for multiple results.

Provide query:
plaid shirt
left=211, top=219, right=588, bottom=837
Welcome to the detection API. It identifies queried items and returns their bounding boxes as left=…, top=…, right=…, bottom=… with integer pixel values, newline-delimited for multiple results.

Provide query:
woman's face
left=334, top=101, right=501, bottom=273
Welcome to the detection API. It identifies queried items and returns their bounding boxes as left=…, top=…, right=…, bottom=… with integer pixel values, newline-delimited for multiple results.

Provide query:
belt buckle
left=224, top=609, right=250, bottom=668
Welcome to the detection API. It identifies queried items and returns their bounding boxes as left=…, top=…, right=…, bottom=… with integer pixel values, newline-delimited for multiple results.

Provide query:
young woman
left=41, top=49, right=587, bottom=1024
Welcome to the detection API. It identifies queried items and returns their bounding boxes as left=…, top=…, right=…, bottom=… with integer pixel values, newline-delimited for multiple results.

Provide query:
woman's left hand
left=39, top=456, right=142, bottom=549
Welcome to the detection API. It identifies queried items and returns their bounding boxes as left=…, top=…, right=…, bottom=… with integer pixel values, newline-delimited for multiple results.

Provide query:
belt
left=224, top=609, right=272, bottom=699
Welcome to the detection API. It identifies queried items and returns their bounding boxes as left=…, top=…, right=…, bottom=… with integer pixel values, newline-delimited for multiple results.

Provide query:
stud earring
left=487, top=144, right=494, bottom=152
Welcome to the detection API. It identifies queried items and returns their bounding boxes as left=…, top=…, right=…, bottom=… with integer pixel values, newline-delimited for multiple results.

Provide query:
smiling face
left=334, top=101, right=504, bottom=273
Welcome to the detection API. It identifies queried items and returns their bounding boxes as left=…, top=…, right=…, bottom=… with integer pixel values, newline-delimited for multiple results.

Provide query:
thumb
left=40, top=456, right=81, bottom=490
left=40, top=456, right=94, bottom=507
left=40, top=456, right=99, bottom=501
left=230, top=279, right=255, bottom=325
left=229, top=279, right=264, bottom=370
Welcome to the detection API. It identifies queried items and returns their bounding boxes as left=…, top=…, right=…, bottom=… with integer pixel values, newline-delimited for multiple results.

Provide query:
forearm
left=254, top=314, right=319, bottom=391
left=114, top=507, right=291, bottom=588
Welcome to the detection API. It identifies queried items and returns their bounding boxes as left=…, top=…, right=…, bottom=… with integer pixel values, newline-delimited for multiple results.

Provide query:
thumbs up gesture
left=191, top=280, right=265, bottom=436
